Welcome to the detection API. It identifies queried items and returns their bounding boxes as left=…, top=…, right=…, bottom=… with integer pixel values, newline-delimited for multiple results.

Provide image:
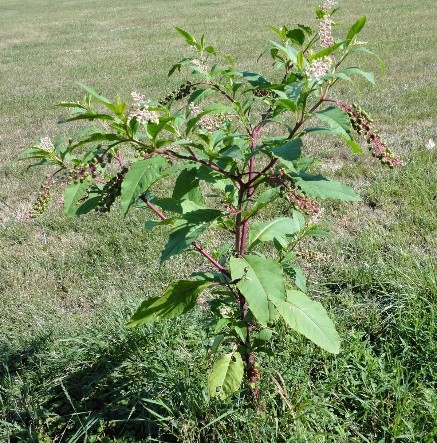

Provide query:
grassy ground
left=1, top=0, right=436, bottom=441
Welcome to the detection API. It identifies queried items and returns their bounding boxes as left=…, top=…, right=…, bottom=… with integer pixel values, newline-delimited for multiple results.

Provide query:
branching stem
left=139, top=195, right=229, bottom=275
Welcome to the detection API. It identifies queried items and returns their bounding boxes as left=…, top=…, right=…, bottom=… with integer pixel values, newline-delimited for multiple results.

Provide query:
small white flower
left=40, top=137, right=54, bottom=151
left=129, top=108, right=160, bottom=125
left=425, top=139, right=435, bottom=150
left=321, top=0, right=338, bottom=10
left=192, top=58, right=207, bottom=72
left=189, top=102, right=202, bottom=116
left=305, top=57, right=332, bottom=81
left=319, top=17, right=334, bottom=48
left=131, top=91, right=146, bottom=104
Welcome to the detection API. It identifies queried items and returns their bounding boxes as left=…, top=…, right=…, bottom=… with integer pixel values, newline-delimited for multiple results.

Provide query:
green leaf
left=56, top=102, right=87, bottom=109
left=284, top=264, right=307, bottom=292
left=120, top=157, right=167, bottom=215
left=175, top=27, right=200, bottom=49
left=241, top=71, right=271, bottom=87
left=68, top=133, right=126, bottom=150
left=61, top=112, right=115, bottom=123
left=209, top=334, right=226, bottom=354
left=266, top=138, right=302, bottom=171
left=248, top=213, right=304, bottom=249
left=230, top=255, right=287, bottom=326
left=340, top=67, right=375, bottom=85
left=295, top=174, right=361, bottom=201
left=309, top=42, right=343, bottom=62
left=277, top=98, right=298, bottom=113
left=189, top=88, right=215, bottom=105
left=172, top=167, right=203, bottom=205
left=207, top=351, right=244, bottom=399
left=127, top=280, right=212, bottom=327
left=64, top=180, right=91, bottom=216
left=314, top=107, right=352, bottom=139
left=161, top=222, right=206, bottom=263
left=75, top=188, right=103, bottom=215
left=272, top=290, right=340, bottom=353
left=160, top=209, right=222, bottom=263
left=340, top=136, right=363, bottom=154
left=76, top=82, right=120, bottom=114
left=286, top=28, right=305, bottom=46
left=303, top=127, right=362, bottom=153
left=345, top=16, right=366, bottom=45
left=243, top=188, right=280, bottom=218
left=270, top=41, right=299, bottom=63
left=297, top=24, right=313, bottom=36
left=20, top=148, right=64, bottom=168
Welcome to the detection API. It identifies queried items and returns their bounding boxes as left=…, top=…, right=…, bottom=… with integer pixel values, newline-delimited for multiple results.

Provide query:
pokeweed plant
left=23, top=1, right=402, bottom=402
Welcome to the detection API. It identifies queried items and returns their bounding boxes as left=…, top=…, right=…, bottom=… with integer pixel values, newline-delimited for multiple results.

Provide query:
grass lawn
left=1, top=0, right=436, bottom=441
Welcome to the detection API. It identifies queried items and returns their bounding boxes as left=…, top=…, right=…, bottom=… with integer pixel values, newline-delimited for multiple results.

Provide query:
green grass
left=1, top=0, right=436, bottom=441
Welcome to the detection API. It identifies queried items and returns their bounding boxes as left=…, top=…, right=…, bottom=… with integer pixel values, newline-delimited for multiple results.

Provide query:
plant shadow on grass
left=1, top=326, right=198, bottom=442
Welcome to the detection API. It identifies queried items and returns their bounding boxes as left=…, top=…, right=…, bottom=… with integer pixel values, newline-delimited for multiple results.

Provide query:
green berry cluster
left=29, top=182, right=51, bottom=218
left=97, top=167, right=128, bottom=213
left=253, top=89, right=273, bottom=98
left=160, top=81, right=194, bottom=105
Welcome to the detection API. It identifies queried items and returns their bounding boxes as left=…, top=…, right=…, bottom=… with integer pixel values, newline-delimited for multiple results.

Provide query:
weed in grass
left=1, top=0, right=436, bottom=441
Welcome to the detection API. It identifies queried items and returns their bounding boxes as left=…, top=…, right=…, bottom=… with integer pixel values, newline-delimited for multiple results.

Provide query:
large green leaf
left=314, top=107, right=352, bottom=140
left=243, top=188, right=280, bottom=218
left=309, top=42, right=343, bottom=62
left=68, top=133, right=126, bottom=150
left=248, top=212, right=304, bottom=249
left=295, top=174, right=361, bottom=201
left=127, top=280, right=212, bottom=327
left=64, top=180, right=91, bottom=216
left=241, top=71, right=271, bottom=87
left=230, top=255, right=287, bottom=326
left=345, top=16, right=366, bottom=46
left=120, top=157, right=167, bottom=215
left=189, top=87, right=215, bottom=105
left=160, top=208, right=222, bottom=263
left=340, top=67, right=375, bottom=85
left=265, top=138, right=302, bottom=172
left=271, top=290, right=340, bottom=353
left=207, top=351, right=244, bottom=399
left=303, top=128, right=362, bottom=154
left=172, top=167, right=203, bottom=205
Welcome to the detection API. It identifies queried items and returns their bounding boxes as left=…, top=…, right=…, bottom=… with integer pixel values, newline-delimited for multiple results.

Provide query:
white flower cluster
left=131, top=91, right=146, bottom=103
left=40, top=136, right=54, bottom=151
left=189, top=102, right=221, bottom=131
left=129, top=108, right=160, bottom=125
left=318, top=0, right=337, bottom=48
left=321, top=0, right=338, bottom=10
left=129, top=92, right=159, bottom=125
left=305, top=57, right=331, bottom=81
left=319, top=17, right=334, bottom=48
left=192, top=58, right=208, bottom=72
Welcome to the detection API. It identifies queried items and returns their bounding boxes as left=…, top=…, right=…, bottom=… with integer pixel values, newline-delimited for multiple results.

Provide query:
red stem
left=248, top=96, right=328, bottom=186
left=239, top=110, right=271, bottom=255
left=166, top=149, right=242, bottom=185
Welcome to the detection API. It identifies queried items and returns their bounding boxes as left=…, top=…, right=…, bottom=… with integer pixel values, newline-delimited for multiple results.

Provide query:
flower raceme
left=40, top=136, right=54, bottom=152
left=129, top=92, right=160, bottom=124
left=319, top=0, right=337, bottom=48
left=319, top=17, right=334, bottom=48
left=321, top=0, right=338, bottom=10
left=305, top=57, right=332, bottom=81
